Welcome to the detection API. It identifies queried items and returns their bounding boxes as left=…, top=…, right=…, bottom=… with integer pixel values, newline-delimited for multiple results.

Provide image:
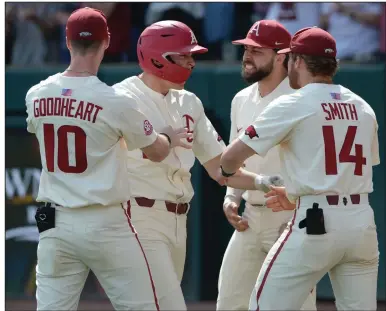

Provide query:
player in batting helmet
left=137, top=20, right=207, bottom=86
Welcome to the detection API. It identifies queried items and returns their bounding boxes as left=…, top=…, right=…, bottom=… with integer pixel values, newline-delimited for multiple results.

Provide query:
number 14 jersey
left=25, top=73, right=157, bottom=208
left=239, top=83, right=380, bottom=203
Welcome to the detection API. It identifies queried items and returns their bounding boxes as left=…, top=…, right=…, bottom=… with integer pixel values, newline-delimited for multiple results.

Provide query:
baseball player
left=113, top=21, right=283, bottom=310
left=217, top=20, right=316, bottom=311
left=220, top=27, right=380, bottom=310
left=26, top=8, right=192, bottom=311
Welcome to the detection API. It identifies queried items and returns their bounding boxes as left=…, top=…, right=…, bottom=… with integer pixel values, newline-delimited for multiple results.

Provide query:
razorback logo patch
left=143, top=120, right=153, bottom=136
left=245, top=125, right=258, bottom=139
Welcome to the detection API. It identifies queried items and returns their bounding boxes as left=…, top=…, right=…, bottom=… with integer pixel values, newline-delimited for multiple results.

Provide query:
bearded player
left=221, top=27, right=379, bottom=311
left=217, top=20, right=316, bottom=311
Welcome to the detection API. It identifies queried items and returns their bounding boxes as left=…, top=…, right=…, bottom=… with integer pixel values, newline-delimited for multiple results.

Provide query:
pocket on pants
left=296, top=231, right=335, bottom=271
left=36, top=228, right=63, bottom=276
left=38, top=227, right=57, bottom=240
left=349, top=226, right=379, bottom=263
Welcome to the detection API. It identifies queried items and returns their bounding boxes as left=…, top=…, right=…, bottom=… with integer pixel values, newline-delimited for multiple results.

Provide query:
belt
left=246, top=202, right=265, bottom=208
left=134, top=197, right=189, bottom=215
left=326, top=194, right=361, bottom=205
left=299, top=194, right=368, bottom=207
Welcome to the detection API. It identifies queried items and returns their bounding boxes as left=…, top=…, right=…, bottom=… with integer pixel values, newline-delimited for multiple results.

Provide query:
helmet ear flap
left=151, top=59, right=164, bottom=69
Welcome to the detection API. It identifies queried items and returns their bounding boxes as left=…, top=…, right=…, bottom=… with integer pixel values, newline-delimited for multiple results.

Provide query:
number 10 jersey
left=25, top=73, right=157, bottom=208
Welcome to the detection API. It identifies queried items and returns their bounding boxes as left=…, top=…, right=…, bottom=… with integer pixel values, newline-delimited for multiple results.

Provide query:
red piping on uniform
left=255, top=198, right=300, bottom=310
left=120, top=201, right=160, bottom=311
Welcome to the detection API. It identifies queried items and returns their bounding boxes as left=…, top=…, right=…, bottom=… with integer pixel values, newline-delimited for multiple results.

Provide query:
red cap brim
left=277, top=48, right=291, bottom=54
left=232, top=38, right=271, bottom=48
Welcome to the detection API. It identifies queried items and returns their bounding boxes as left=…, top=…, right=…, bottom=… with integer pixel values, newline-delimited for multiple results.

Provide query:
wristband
left=160, top=133, right=171, bottom=145
left=221, top=165, right=236, bottom=177
left=254, top=175, right=263, bottom=190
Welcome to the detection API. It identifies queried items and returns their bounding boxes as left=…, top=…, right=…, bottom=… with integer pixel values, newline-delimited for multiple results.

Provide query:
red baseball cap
left=66, top=7, right=109, bottom=41
left=278, top=27, right=337, bottom=58
left=232, top=20, right=291, bottom=50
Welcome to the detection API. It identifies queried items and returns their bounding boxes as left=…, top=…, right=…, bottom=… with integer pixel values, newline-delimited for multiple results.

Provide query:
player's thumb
left=264, top=186, right=278, bottom=198
left=230, top=202, right=239, bottom=211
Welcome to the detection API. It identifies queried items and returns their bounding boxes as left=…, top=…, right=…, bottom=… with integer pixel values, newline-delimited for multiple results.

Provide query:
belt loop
left=350, top=194, right=360, bottom=204
left=326, top=195, right=339, bottom=205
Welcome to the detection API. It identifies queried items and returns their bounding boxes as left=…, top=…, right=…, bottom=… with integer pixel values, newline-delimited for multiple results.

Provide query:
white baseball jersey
left=26, top=73, right=158, bottom=208
left=113, top=76, right=226, bottom=203
left=230, top=78, right=294, bottom=204
left=240, top=83, right=380, bottom=203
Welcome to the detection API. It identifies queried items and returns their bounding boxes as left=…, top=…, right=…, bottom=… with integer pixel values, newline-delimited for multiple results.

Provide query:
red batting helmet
left=137, top=20, right=208, bottom=84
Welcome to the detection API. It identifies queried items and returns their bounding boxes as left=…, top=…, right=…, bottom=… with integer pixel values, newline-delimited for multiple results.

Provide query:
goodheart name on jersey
left=33, top=97, right=103, bottom=123
left=321, top=102, right=358, bottom=121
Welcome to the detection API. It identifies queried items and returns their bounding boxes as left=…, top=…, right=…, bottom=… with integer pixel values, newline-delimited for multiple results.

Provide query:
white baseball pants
left=217, top=204, right=316, bottom=310
left=129, top=199, right=188, bottom=310
left=36, top=203, right=159, bottom=311
left=249, top=194, right=378, bottom=311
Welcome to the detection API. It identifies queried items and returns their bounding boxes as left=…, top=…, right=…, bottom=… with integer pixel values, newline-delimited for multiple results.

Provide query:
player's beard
left=241, top=59, right=274, bottom=84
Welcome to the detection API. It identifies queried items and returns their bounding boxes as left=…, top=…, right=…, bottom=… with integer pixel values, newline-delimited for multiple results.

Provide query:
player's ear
left=66, top=36, right=71, bottom=51
left=276, top=53, right=286, bottom=66
left=104, top=35, right=110, bottom=50
left=293, top=54, right=302, bottom=68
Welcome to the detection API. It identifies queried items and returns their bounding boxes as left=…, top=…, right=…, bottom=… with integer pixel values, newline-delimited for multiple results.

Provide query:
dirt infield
left=5, top=299, right=386, bottom=311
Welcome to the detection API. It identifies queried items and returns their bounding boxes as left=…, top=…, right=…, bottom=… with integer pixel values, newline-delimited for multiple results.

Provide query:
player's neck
left=258, top=71, right=287, bottom=98
left=63, top=58, right=99, bottom=77
left=301, top=74, right=333, bottom=88
left=139, top=72, right=184, bottom=96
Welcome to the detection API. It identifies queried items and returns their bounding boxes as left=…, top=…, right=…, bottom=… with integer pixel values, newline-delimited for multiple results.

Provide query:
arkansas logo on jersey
left=143, top=120, right=153, bottom=136
left=245, top=125, right=258, bottom=139
left=182, top=114, right=194, bottom=143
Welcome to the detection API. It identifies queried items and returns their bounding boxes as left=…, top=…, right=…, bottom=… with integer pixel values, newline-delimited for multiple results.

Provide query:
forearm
left=220, top=138, right=257, bottom=176
left=141, top=133, right=171, bottom=162
left=225, top=169, right=260, bottom=190
left=224, top=186, right=245, bottom=205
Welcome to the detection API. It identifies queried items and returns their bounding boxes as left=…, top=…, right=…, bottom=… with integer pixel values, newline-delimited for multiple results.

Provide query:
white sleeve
left=371, top=123, right=380, bottom=166
left=192, top=100, right=226, bottom=164
left=229, top=97, right=238, bottom=143
left=225, top=96, right=245, bottom=204
left=25, top=91, right=36, bottom=134
left=115, top=99, right=157, bottom=151
left=239, top=95, right=312, bottom=157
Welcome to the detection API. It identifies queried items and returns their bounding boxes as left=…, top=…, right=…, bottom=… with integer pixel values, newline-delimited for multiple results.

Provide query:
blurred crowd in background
left=5, top=2, right=386, bottom=66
